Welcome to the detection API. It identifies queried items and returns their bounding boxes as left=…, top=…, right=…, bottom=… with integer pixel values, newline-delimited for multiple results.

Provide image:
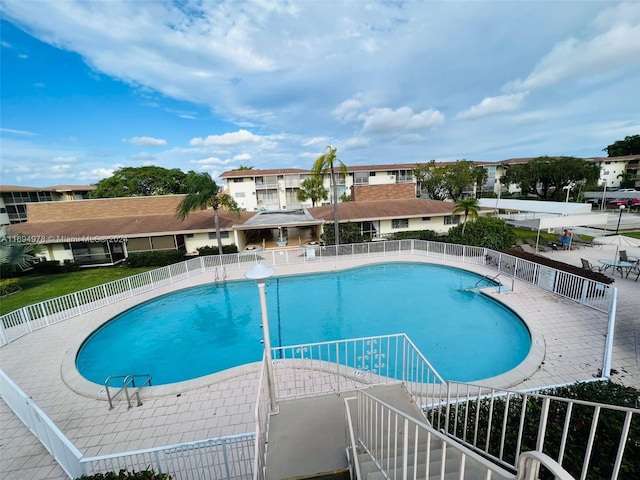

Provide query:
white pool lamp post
left=245, top=262, right=279, bottom=414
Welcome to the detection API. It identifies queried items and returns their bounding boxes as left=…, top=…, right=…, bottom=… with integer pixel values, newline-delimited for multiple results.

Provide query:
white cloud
left=78, top=167, right=118, bottom=181
left=360, top=107, right=444, bottom=134
left=332, top=98, right=364, bottom=123
left=343, top=137, right=370, bottom=149
left=505, top=3, right=640, bottom=91
left=302, top=136, right=330, bottom=147
left=190, top=157, right=235, bottom=165
left=456, top=92, right=529, bottom=121
left=0, top=127, right=36, bottom=136
left=126, top=136, right=167, bottom=147
left=52, top=156, right=79, bottom=163
left=233, top=153, right=252, bottom=161
left=190, top=129, right=264, bottom=146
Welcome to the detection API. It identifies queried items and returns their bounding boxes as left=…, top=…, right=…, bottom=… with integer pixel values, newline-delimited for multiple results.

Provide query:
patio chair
left=524, top=238, right=548, bottom=252
left=629, top=264, right=640, bottom=282
left=521, top=244, right=540, bottom=255
left=581, top=258, right=600, bottom=272
left=619, top=250, right=638, bottom=263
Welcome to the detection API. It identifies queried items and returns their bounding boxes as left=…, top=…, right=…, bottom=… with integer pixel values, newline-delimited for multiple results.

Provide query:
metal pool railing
left=435, top=381, right=640, bottom=480
left=1, top=240, right=615, bottom=348
left=269, top=334, right=449, bottom=424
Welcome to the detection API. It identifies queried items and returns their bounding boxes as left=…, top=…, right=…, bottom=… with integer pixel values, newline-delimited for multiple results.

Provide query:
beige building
left=0, top=184, right=95, bottom=225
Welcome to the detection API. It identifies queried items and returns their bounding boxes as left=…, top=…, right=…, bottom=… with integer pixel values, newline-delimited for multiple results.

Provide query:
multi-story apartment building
left=0, top=185, right=95, bottom=225
left=220, top=164, right=420, bottom=212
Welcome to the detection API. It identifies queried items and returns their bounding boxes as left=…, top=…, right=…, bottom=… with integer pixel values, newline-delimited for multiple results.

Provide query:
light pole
left=563, top=184, right=572, bottom=203
left=615, top=204, right=625, bottom=235
left=600, top=181, right=607, bottom=211
left=245, top=262, right=279, bottom=414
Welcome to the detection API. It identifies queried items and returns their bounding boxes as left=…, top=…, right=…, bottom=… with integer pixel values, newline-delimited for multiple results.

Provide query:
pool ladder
left=215, top=265, right=227, bottom=282
left=105, top=374, right=152, bottom=410
left=474, top=272, right=502, bottom=290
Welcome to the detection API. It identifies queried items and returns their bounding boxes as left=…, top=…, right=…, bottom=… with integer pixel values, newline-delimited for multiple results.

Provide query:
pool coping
left=60, top=259, right=547, bottom=400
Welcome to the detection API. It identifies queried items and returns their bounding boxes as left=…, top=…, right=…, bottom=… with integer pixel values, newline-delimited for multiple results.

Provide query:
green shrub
left=321, top=222, right=369, bottom=245
left=196, top=244, right=239, bottom=255
left=386, top=230, right=440, bottom=241
left=124, top=250, right=186, bottom=268
left=0, top=278, right=21, bottom=296
left=446, top=216, right=517, bottom=251
left=75, top=468, right=171, bottom=479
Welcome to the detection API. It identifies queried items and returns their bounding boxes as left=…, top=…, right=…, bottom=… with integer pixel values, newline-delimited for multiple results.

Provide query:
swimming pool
left=76, top=263, right=531, bottom=386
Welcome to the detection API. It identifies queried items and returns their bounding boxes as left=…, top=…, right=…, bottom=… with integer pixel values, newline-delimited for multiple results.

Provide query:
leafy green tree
left=235, top=165, right=254, bottom=171
left=442, top=160, right=477, bottom=201
left=413, top=161, right=446, bottom=200
left=320, top=222, right=368, bottom=245
left=604, top=134, right=640, bottom=157
left=312, top=146, right=347, bottom=245
left=503, top=156, right=599, bottom=200
left=92, top=166, right=188, bottom=198
left=175, top=172, right=240, bottom=254
left=446, top=217, right=516, bottom=250
left=296, top=177, right=328, bottom=207
left=387, top=230, right=439, bottom=241
left=452, top=198, right=480, bottom=234
left=0, top=227, right=41, bottom=273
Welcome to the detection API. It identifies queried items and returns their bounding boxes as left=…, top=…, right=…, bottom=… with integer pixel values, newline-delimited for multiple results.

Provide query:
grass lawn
left=0, top=266, right=153, bottom=316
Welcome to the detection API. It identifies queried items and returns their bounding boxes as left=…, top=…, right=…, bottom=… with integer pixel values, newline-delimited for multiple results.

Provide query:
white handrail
left=516, top=451, right=575, bottom=480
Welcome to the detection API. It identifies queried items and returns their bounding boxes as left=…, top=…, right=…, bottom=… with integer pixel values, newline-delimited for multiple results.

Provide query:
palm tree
left=0, top=227, right=41, bottom=272
left=452, top=198, right=480, bottom=235
left=312, top=146, right=347, bottom=245
left=176, top=172, right=240, bottom=254
left=297, top=177, right=328, bottom=207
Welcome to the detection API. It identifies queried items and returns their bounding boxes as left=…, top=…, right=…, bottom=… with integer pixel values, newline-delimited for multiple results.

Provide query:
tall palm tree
left=297, top=176, right=328, bottom=207
left=312, top=146, right=347, bottom=245
left=452, top=197, right=480, bottom=235
left=0, top=227, right=40, bottom=272
left=176, top=172, right=240, bottom=254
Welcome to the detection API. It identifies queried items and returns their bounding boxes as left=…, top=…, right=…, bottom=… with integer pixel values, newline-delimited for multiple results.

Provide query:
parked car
left=607, top=198, right=640, bottom=207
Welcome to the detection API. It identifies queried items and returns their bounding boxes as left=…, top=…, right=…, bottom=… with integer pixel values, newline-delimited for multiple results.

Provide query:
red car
left=607, top=198, right=640, bottom=207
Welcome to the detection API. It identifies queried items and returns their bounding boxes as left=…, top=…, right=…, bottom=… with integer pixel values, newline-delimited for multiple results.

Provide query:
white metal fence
left=0, top=370, right=83, bottom=479
left=0, top=239, right=615, bottom=347
left=80, top=434, right=255, bottom=480
left=436, top=381, right=640, bottom=480
left=270, top=334, right=450, bottom=428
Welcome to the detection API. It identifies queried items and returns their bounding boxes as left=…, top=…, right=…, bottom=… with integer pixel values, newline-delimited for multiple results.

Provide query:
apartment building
left=0, top=184, right=95, bottom=225
left=220, top=164, right=421, bottom=212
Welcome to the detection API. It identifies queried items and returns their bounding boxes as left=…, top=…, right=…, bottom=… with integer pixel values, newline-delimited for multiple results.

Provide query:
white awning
left=478, top=199, right=592, bottom=215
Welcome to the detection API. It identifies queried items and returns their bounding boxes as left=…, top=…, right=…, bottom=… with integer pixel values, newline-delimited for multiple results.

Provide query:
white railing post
left=602, top=287, right=618, bottom=378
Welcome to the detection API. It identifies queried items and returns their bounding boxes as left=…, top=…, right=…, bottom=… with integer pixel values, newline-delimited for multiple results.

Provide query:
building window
left=354, top=172, right=369, bottom=185
left=444, top=215, right=461, bottom=225
left=391, top=219, right=409, bottom=229
left=422, top=217, right=431, bottom=221
left=369, top=171, right=376, bottom=177
left=232, top=178, right=243, bottom=183
left=208, top=231, right=229, bottom=239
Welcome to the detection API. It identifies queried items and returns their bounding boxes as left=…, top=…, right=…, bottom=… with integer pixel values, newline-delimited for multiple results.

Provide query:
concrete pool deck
left=1, top=251, right=639, bottom=479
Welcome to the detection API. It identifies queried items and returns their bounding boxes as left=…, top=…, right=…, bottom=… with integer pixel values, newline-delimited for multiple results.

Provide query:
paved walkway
left=1, top=251, right=638, bottom=479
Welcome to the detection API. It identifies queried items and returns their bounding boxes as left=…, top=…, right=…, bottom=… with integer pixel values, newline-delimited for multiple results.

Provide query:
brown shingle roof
left=12, top=209, right=256, bottom=242
left=308, top=198, right=458, bottom=222
left=14, top=195, right=256, bottom=242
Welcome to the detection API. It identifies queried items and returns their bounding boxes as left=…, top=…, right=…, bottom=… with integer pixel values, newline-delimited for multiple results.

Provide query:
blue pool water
left=77, top=263, right=531, bottom=386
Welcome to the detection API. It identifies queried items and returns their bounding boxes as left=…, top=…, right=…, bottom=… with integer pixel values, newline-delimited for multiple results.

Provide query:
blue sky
left=1, top=1, right=639, bottom=187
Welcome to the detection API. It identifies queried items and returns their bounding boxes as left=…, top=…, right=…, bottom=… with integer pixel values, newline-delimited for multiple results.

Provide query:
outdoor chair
left=619, top=250, right=638, bottom=263
left=524, top=238, right=548, bottom=252
left=581, top=258, right=600, bottom=272
left=629, top=265, right=640, bottom=282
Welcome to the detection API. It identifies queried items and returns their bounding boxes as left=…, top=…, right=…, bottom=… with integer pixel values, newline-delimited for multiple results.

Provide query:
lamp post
left=245, top=262, right=279, bottom=414
left=615, top=204, right=625, bottom=235
left=563, top=184, right=571, bottom=203
left=600, top=181, right=607, bottom=211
